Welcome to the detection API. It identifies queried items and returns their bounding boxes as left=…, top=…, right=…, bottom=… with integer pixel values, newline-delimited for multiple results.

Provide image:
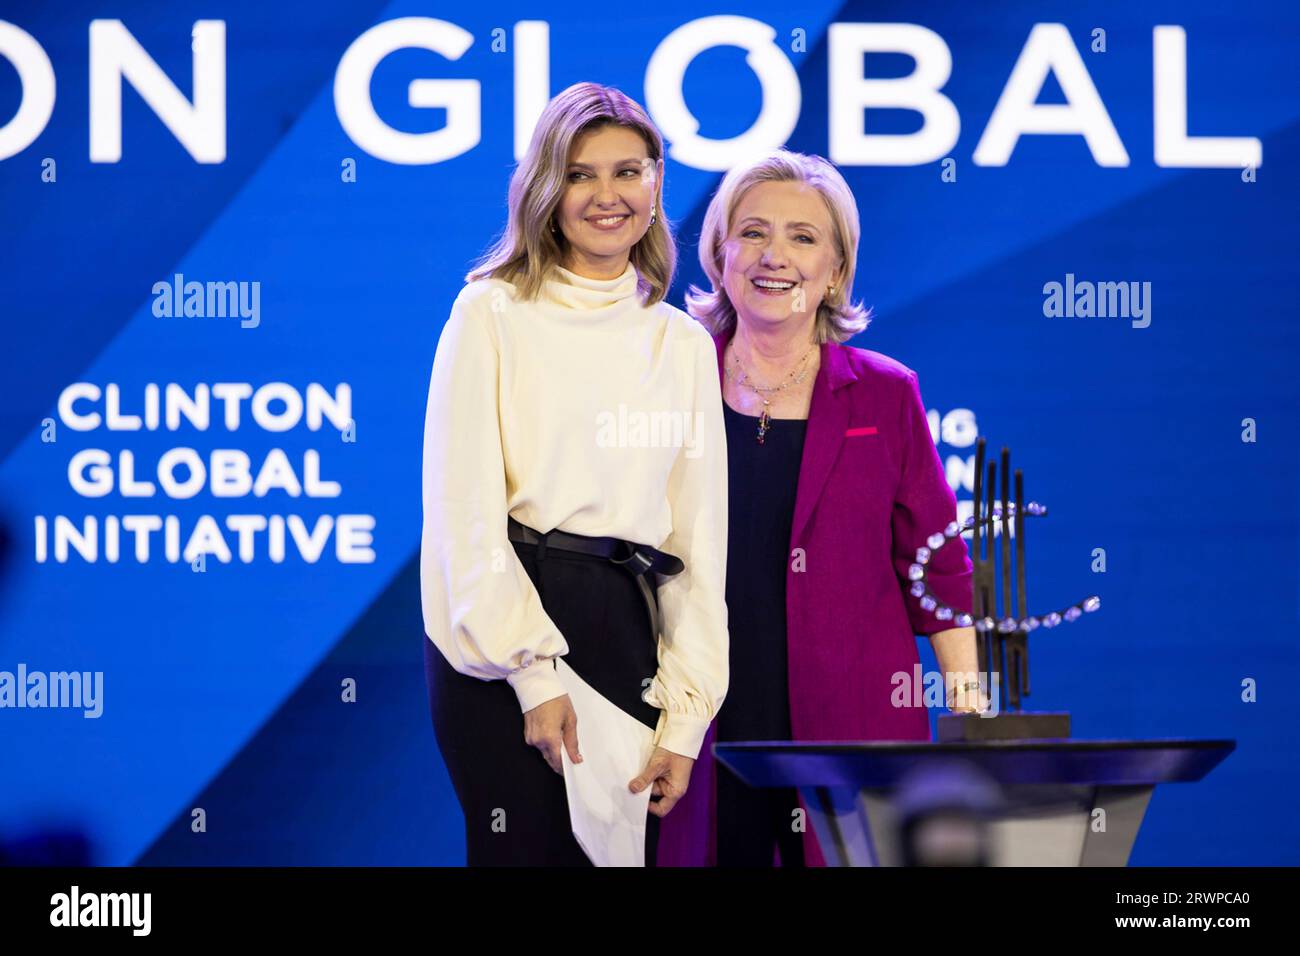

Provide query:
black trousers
left=714, top=602, right=805, bottom=868
left=716, top=762, right=806, bottom=867
left=424, top=538, right=663, bottom=866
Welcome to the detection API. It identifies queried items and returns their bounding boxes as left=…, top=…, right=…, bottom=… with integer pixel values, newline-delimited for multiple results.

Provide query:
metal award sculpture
left=907, top=437, right=1101, bottom=741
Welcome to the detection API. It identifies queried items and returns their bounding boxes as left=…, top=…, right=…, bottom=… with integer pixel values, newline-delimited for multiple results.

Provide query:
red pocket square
left=845, top=426, right=878, bottom=437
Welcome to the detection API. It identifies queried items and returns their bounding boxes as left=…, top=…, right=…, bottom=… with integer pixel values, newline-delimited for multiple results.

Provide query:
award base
left=937, top=711, right=1071, bottom=742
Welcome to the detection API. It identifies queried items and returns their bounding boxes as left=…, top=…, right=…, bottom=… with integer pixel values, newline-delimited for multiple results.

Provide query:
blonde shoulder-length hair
left=686, top=150, right=872, bottom=343
left=466, top=82, right=676, bottom=306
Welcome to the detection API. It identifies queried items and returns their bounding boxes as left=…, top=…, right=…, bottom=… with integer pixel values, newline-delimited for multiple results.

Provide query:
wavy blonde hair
left=466, top=83, right=675, bottom=305
left=686, top=150, right=872, bottom=343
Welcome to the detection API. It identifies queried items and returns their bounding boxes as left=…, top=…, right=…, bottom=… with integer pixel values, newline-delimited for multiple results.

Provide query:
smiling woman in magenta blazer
left=657, top=150, right=984, bottom=868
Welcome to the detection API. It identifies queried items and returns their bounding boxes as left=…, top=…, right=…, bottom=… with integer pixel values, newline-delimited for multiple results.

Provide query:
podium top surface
left=712, top=739, right=1235, bottom=788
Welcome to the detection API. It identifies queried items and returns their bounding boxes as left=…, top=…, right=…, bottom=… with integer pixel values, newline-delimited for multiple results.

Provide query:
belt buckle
left=616, top=549, right=654, bottom=577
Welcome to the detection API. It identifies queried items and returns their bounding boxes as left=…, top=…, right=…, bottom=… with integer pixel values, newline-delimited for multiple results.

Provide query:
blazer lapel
left=711, top=327, right=857, bottom=543
left=791, top=342, right=856, bottom=542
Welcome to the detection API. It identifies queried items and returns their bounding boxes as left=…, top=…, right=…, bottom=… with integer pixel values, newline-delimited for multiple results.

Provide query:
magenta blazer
left=656, top=327, right=974, bottom=867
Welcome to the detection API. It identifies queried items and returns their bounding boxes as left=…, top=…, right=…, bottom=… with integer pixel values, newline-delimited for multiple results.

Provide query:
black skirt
left=424, top=537, right=663, bottom=866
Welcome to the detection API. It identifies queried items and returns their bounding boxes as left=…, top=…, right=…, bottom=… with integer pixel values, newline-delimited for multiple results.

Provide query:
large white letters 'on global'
left=334, top=17, right=480, bottom=165
left=89, top=19, right=226, bottom=163
left=0, top=17, right=1267, bottom=171
left=828, top=23, right=959, bottom=166
left=644, top=16, right=800, bottom=172
left=974, top=23, right=1128, bottom=167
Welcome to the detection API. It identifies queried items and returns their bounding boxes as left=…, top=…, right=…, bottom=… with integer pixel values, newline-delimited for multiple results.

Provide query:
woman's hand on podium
left=948, top=688, right=992, bottom=715
left=629, top=747, right=694, bottom=818
left=524, top=694, right=581, bottom=773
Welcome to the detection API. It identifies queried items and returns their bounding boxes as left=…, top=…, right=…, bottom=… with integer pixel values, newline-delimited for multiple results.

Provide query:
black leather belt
left=506, top=516, right=684, bottom=638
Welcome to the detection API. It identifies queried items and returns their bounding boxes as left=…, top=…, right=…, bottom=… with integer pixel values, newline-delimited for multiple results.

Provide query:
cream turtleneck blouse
left=420, top=262, right=729, bottom=760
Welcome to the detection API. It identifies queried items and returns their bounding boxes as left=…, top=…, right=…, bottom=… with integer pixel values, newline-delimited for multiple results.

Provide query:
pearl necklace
left=725, top=341, right=817, bottom=443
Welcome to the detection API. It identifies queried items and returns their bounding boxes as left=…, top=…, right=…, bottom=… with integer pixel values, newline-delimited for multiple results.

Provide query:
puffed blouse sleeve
left=419, top=286, right=571, bottom=713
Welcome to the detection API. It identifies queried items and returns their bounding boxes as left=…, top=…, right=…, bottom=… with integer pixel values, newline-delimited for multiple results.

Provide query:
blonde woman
left=419, top=83, right=728, bottom=866
left=658, top=150, right=983, bottom=867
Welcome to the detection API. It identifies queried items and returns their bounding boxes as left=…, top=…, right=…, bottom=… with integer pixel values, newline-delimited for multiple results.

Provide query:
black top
left=717, top=401, right=808, bottom=744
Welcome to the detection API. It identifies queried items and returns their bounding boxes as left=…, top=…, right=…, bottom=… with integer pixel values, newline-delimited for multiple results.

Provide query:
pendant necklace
left=725, top=340, right=817, bottom=444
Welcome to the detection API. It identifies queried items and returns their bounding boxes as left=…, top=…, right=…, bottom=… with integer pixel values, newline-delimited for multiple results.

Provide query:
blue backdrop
left=0, top=0, right=1296, bottom=865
